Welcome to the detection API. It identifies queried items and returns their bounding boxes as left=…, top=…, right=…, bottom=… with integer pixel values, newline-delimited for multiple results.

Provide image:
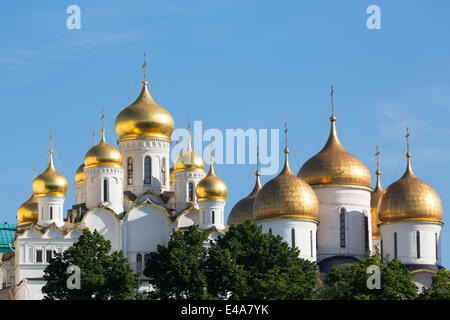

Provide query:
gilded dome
left=17, top=192, right=38, bottom=225
left=298, top=116, right=371, bottom=189
left=378, top=154, right=443, bottom=224
left=170, top=167, right=175, bottom=185
left=84, top=130, right=122, bottom=169
left=196, top=162, right=227, bottom=201
left=174, top=138, right=205, bottom=172
left=33, top=151, right=68, bottom=198
left=75, top=163, right=85, bottom=185
left=254, top=148, right=319, bottom=222
left=115, top=81, right=174, bottom=141
left=227, top=170, right=261, bottom=225
left=370, top=170, right=383, bottom=238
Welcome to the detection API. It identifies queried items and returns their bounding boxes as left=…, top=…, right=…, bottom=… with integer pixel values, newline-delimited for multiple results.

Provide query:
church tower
left=298, top=87, right=372, bottom=269
left=84, top=112, right=124, bottom=214
left=32, top=136, right=68, bottom=228
left=115, top=54, right=174, bottom=196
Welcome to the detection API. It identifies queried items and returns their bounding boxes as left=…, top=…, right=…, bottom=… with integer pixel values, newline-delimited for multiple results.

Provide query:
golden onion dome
left=33, top=151, right=68, bottom=198
left=378, top=153, right=443, bottom=224
left=84, top=130, right=122, bottom=169
left=196, top=161, right=228, bottom=201
left=298, top=116, right=371, bottom=189
left=115, top=81, right=174, bottom=141
left=75, top=163, right=85, bottom=185
left=227, top=169, right=261, bottom=225
left=254, top=148, right=319, bottom=222
left=174, top=138, right=205, bottom=172
left=170, top=167, right=175, bottom=185
left=17, top=192, right=38, bottom=225
left=371, top=169, right=383, bottom=238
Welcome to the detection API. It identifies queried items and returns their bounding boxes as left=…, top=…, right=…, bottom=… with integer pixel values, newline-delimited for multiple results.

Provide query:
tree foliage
left=318, top=254, right=418, bottom=300
left=144, top=221, right=318, bottom=300
left=42, top=229, right=140, bottom=300
left=418, top=268, right=450, bottom=300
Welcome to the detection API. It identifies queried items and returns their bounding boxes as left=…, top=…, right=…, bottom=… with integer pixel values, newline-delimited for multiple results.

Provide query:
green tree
left=144, top=225, right=211, bottom=300
left=206, top=220, right=318, bottom=300
left=42, top=229, right=140, bottom=300
left=318, top=253, right=418, bottom=300
left=418, top=268, right=450, bottom=300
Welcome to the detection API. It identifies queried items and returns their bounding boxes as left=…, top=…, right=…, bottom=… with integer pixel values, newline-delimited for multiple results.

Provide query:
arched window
left=269, top=228, right=272, bottom=235
left=310, top=230, right=313, bottom=258
left=161, top=157, right=167, bottom=186
left=381, top=239, right=384, bottom=262
left=136, top=254, right=142, bottom=274
left=394, top=232, right=398, bottom=259
left=339, top=208, right=346, bottom=248
left=364, top=216, right=369, bottom=251
left=144, top=156, right=151, bottom=184
left=291, top=229, right=296, bottom=248
left=127, top=157, right=133, bottom=185
left=103, top=179, right=108, bottom=202
left=50, top=207, right=53, bottom=220
left=212, top=211, right=215, bottom=224
left=416, top=231, right=421, bottom=259
left=188, top=183, right=194, bottom=202
left=144, top=254, right=150, bottom=270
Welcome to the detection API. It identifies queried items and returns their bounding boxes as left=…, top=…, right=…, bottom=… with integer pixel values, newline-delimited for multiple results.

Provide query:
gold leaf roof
left=33, top=151, right=68, bottom=198
left=84, top=130, right=122, bottom=169
left=370, top=170, right=383, bottom=238
left=196, top=161, right=227, bottom=201
left=75, top=163, right=85, bottom=185
left=298, top=116, right=371, bottom=189
left=174, top=138, right=205, bottom=172
left=17, top=192, right=38, bottom=225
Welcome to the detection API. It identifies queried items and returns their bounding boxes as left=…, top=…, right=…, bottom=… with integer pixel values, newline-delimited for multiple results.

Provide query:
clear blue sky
left=1, top=1, right=449, bottom=267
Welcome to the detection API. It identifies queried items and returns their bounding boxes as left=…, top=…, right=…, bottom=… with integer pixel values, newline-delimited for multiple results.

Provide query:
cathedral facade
left=1, top=65, right=444, bottom=300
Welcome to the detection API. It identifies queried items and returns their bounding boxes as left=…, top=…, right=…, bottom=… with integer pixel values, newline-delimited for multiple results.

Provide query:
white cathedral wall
left=380, top=222, right=442, bottom=266
left=198, top=199, right=226, bottom=229
left=119, top=138, right=171, bottom=196
left=36, top=196, right=65, bottom=228
left=313, top=187, right=372, bottom=262
left=122, top=203, right=171, bottom=270
left=174, top=210, right=200, bottom=229
left=85, top=166, right=124, bottom=214
left=174, top=169, right=206, bottom=212
left=258, top=219, right=318, bottom=262
left=82, top=207, right=122, bottom=251
left=75, top=183, right=85, bottom=204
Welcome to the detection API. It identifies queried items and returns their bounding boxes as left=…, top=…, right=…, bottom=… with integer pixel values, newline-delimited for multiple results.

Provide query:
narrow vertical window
left=435, top=233, right=438, bottom=260
left=394, top=232, right=398, bottom=259
left=269, top=228, right=272, bottom=235
left=212, top=211, right=215, bottom=224
left=364, top=216, right=369, bottom=251
left=291, top=229, right=295, bottom=248
left=188, top=183, right=194, bottom=201
left=127, top=157, right=133, bottom=185
left=49, top=207, right=53, bottom=220
left=381, top=239, right=384, bottom=262
left=46, top=250, right=53, bottom=262
left=416, top=231, right=421, bottom=259
left=161, top=157, right=167, bottom=186
left=103, top=179, right=108, bottom=202
left=310, top=230, right=313, bottom=258
left=340, top=208, right=346, bottom=248
left=144, top=156, right=151, bottom=184
left=136, top=254, right=142, bottom=274
left=144, top=253, right=150, bottom=268
left=36, top=250, right=42, bottom=263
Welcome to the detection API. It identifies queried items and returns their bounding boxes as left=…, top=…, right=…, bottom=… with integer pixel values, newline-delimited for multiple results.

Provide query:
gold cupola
left=115, top=57, right=174, bottom=142
left=33, top=150, right=68, bottom=198
left=85, top=114, right=122, bottom=169
left=254, top=124, right=319, bottom=222
left=370, top=146, right=383, bottom=239
left=75, top=163, right=85, bottom=185
left=174, top=125, right=205, bottom=172
left=228, top=167, right=261, bottom=225
left=17, top=192, right=38, bottom=225
left=169, top=167, right=175, bottom=185
left=298, top=87, right=371, bottom=189
left=196, top=160, right=228, bottom=202
left=378, top=129, right=443, bottom=224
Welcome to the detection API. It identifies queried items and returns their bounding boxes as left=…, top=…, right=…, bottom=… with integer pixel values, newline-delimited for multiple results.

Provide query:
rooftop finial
left=92, top=125, right=95, bottom=146
left=256, top=145, right=260, bottom=176
left=33, top=161, right=36, bottom=179
left=375, top=145, right=380, bottom=175
left=100, top=108, right=106, bottom=142
left=284, top=121, right=289, bottom=154
left=49, top=128, right=53, bottom=153
left=406, top=127, right=411, bottom=158
left=330, top=85, right=336, bottom=121
left=143, top=52, right=147, bottom=83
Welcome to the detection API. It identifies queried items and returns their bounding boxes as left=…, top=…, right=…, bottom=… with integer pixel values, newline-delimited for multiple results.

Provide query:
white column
left=174, top=169, right=206, bottom=212
left=37, top=196, right=65, bottom=228
left=198, top=199, right=226, bottom=229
